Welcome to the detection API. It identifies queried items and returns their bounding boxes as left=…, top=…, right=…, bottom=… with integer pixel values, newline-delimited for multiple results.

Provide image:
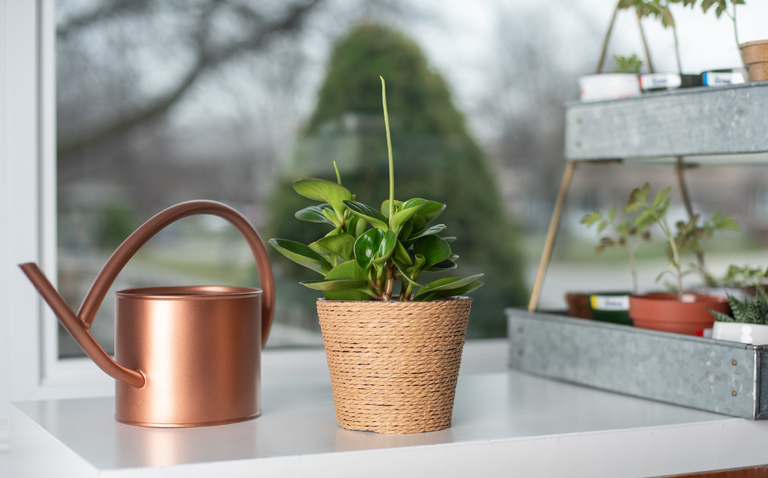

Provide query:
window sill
left=8, top=339, right=768, bottom=477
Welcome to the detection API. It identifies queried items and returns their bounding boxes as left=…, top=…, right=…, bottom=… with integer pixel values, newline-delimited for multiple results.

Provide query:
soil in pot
left=589, top=291, right=632, bottom=326
left=629, top=293, right=729, bottom=336
left=317, top=297, right=471, bottom=434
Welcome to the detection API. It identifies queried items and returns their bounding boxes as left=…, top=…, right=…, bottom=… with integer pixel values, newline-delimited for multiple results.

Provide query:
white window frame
left=1, top=0, right=115, bottom=446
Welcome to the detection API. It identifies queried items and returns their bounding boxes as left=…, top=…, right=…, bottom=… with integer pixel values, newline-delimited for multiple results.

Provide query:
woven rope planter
left=317, top=297, right=472, bottom=434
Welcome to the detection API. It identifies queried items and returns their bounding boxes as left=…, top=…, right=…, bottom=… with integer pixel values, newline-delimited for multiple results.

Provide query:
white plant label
left=590, top=295, right=629, bottom=311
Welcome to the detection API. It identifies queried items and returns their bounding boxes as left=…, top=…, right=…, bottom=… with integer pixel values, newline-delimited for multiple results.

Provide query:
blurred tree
left=269, top=23, right=529, bottom=337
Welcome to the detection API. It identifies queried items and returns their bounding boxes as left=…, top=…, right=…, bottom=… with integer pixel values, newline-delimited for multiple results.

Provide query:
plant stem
left=675, top=157, right=706, bottom=286
left=595, top=0, right=622, bottom=74
left=642, top=196, right=683, bottom=301
left=383, top=264, right=395, bottom=300
left=671, top=22, right=683, bottom=73
left=628, top=244, right=638, bottom=296
left=380, top=76, right=395, bottom=220
left=636, top=8, right=655, bottom=73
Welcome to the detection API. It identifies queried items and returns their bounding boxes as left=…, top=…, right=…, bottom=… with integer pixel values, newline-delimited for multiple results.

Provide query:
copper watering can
left=20, top=200, right=275, bottom=428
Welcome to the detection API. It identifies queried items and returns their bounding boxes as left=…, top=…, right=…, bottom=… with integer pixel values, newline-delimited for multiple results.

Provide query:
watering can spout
left=19, top=262, right=146, bottom=388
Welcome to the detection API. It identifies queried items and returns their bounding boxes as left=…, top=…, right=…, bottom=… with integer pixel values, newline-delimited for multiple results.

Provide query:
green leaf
left=313, top=260, right=372, bottom=301
left=413, top=199, right=445, bottom=223
left=390, top=202, right=424, bottom=235
left=344, top=200, right=389, bottom=230
left=380, top=199, right=403, bottom=217
left=372, top=229, right=398, bottom=265
left=408, top=224, right=446, bottom=241
left=309, top=234, right=356, bottom=262
left=580, top=211, right=602, bottom=227
left=295, top=204, right=334, bottom=224
left=393, top=239, right=412, bottom=265
left=414, top=274, right=485, bottom=301
left=426, top=258, right=457, bottom=272
left=268, top=238, right=332, bottom=275
left=353, top=228, right=397, bottom=270
left=301, top=278, right=369, bottom=291
left=710, top=308, right=734, bottom=323
left=414, top=235, right=451, bottom=268
left=322, top=207, right=341, bottom=227
left=293, top=179, right=353, bottom=221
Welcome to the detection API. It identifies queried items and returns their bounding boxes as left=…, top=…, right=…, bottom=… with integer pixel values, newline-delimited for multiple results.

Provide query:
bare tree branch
left=57, top=0, right=152, bottom=40
left=58, top=0, right=326, bottom=156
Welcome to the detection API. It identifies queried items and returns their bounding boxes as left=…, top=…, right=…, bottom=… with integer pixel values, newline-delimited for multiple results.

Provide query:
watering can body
left=20, top=200, right=275, bottom=427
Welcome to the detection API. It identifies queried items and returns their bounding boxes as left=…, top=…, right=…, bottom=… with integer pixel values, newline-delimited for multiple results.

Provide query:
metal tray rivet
left=732, top=360, right=738, bottom=366
left=732, top=390, right=738, bottom=397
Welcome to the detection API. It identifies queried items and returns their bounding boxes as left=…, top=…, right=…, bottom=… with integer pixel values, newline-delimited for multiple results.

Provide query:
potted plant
left=711, top=291, right=768, bottom=345
left=721, top=264, right=768, bottom=297
left=740, top=40, right=768, bottom=82
left=578, top=54, right=644, bottom=102
left=623, top=183, right=736, bottom=335
left=269, top=77, right=483, bottom=434
left=578, top=205, right=653, bottom=325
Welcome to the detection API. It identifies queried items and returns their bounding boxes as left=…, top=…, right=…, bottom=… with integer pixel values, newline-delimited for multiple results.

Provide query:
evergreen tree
left=269, top=23, right=528, bottom=336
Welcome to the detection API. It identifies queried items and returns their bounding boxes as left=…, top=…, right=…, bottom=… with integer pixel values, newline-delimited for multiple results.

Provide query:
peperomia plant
left=268, top=77, right=484, bottom=302
left=624, top=183, right=739, bottom=300
left=580, top=206, right=652, bottom=295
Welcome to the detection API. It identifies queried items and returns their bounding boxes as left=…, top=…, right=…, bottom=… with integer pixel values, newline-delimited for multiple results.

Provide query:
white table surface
left=9, top=343, right=768, bottom=477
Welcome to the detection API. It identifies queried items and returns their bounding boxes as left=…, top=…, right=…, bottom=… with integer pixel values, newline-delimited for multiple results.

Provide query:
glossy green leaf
left=425, top=258, right=457, bottom=272
left=268, top=238, right=331, bottom=275
left=344, top=200, right=388, bottom=230
left=372, top=229, right=398, bottom=264
left=414, top=235, right=451, bottom=267
left=414, top=274, right=485, bottom=301
left=311, top=260, right=373, bottom=300
left=293, top=179, right=353, bottom=221
left=354, top=228, right=385, bottom=271
left=415, top=200, right=445, bottom=223
left=408, top=224, right=446, bottom=241
left=393, top=240, right=412, bottom=265
left=309, top=234, right=356, bottom=262
left=390, top=202, right=424, bottom=235
left=380, top=200, right=403, bottom=217
left=295, top=204, right=334, bottom=224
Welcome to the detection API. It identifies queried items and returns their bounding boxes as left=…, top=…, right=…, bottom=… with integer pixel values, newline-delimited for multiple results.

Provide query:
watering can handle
left=20, top=200, right=275, bottom=388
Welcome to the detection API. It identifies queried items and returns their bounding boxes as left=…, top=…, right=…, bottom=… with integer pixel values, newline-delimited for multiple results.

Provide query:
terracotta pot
left=628, top=293, right=729, bottom=336
left=565, top=292, right=593, bottom=319
left=740, top=40, right=768, bottom=82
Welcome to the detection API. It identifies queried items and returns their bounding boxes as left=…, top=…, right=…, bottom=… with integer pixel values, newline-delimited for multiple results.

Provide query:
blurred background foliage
left=268, top=24, right=528, bottom=337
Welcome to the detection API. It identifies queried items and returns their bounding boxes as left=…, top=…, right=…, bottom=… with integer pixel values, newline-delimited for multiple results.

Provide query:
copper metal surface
left=20, top=200, right=275, bottom=427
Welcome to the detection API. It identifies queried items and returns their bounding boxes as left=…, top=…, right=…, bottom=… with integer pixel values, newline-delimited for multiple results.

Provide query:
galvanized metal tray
left=506, top=308, right=768, bottom=420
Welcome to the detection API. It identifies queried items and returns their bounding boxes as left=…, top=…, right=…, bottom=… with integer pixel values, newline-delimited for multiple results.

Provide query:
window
left=5, top=0, right=768, bottom=444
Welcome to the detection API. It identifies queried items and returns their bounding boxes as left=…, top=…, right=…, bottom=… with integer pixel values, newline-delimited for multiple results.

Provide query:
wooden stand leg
left=528, top=162, right=577, bottom=313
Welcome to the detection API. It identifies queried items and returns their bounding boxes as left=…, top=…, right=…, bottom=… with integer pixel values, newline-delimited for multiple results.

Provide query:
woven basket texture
left=317, top=297, right=472, bottom=434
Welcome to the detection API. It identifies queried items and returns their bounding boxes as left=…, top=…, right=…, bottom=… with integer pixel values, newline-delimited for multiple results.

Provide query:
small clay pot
left=629, top=293, right=729, bottom=336
left=565, top=292, right=593, bottom=319
left=740, top=40, right=768, bottom=82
